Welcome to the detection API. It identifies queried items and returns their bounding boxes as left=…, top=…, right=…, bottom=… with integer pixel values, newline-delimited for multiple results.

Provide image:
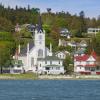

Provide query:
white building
left=13, top=17, right=65, bottom=74
left=87, top=28, right=100, bottom=35
left=60, top=28, right=71, bottom=39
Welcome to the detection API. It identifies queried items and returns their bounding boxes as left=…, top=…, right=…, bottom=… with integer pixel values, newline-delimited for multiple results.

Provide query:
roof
left=35, top=15, right=43, bottom=32
left=12, top=60, right=23, bottom=66
left=74, top=51, right=97, bottom=61
left=19, top=41, right=34, bottom=56
left=75, top=54, right=89, bottom=61
left=80, top=40, right=87, bottom=44
left=55, top=51, right=69, bottom=55
left=91, top=51, right=96, bottom=59
left=38, top=55, right=63, bottom=61
left=60, top=28, right=69, bottom=33
left=75, top=49, right=85, bottom=55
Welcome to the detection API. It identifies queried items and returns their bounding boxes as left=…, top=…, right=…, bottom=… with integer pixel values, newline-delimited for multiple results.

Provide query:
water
left=0, top=80, right=100, bottom=100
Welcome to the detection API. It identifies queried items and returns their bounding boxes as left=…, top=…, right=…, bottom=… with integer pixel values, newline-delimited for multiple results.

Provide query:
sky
left=0, top=0, right=100, bottom=18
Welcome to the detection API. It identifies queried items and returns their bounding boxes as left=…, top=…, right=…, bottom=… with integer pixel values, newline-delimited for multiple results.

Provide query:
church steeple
left=36, top=14, right=43, bottom=32
left=39, top=14, right=42, bottom=29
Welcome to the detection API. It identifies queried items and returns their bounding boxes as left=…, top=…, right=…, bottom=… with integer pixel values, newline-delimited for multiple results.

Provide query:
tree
left=63, top=55, right=73, bottom=74
left=78, top=11, right=87, bottom=37
left=93, top=32, right=100, bottom=55
left=28, top=5, right=30, bottom=11
left=47, top=8, right=51, bottom=13
left=0, top=44, right=11, bottom=74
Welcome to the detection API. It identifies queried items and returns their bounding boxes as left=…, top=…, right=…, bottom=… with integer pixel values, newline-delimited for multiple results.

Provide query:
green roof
left=38, top=55, right=63, bottom=61
left=12, top=60, right=23, bottom=66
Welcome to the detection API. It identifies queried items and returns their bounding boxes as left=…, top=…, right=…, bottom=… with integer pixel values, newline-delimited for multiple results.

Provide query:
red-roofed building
left=74, top=51, right=99, bottom=75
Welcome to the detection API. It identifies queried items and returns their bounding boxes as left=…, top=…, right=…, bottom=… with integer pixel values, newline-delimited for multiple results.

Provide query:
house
left=59, top=39, right=87, bottom=50
left=15, top=23, right=21, bottom=32
left=79, top=40, right=87, bottom=48
left=27, top=24, right=35, bottom=32
left=60, top=28, right=71, bottom=39
left=67, top=40, right=76, bottom=47
left=87, top=28, right=100, bottom=35
left=13, top=16, right=65, bottom=74
left=55, top=51, right=67, bottom=59
left=74, top=51, right=100, bottom=75
left=58, top=39, right=67, bottom=46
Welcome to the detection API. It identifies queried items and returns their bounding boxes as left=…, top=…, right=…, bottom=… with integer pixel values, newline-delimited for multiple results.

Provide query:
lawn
left=0, top=73, right=38, bottom=80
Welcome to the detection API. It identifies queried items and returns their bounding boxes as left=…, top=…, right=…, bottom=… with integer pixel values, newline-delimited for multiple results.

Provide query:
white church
left=13, top=17, right=65, bottom=74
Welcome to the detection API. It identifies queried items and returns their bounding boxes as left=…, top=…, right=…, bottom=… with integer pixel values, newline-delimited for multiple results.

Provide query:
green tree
left=0, top=44, right=12, bottom=74
left=93, top=32, right=100, bottom=55
left=63, top=55, right=73, bottom=74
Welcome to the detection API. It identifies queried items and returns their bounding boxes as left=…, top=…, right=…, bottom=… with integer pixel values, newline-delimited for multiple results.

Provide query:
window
left=45, top=61, right=47, bottom=64
left=56, top=67, right=60, bottom=70
left=39, top=35, right=42, bottom=40
left=59, top=61, right=60, bottom=64
left=38, top=49, right=43, bottom=58
left=45, top=67, right=50, bottom=70
left=50, top=61, right=52, bottom=65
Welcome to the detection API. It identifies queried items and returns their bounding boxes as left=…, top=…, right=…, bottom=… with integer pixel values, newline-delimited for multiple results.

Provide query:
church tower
left=34, top=15, right=45, bottom=58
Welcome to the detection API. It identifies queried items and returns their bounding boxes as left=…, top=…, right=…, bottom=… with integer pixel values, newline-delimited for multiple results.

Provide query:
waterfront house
left=74, top=51, right=100, bottom=75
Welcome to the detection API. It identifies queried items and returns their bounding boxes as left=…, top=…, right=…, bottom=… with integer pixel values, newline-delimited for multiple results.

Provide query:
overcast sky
left=0, top=0, right=100, bottom=18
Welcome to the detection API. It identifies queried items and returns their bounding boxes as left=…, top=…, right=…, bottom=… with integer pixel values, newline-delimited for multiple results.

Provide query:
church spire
left=37, top=13, right=43, bottom=32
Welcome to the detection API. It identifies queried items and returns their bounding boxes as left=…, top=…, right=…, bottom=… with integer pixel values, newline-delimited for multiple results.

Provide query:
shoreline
left=0, top=74, right=100, bottom=80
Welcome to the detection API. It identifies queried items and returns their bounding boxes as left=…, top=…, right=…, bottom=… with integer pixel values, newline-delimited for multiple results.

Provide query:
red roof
left=91, top=51, right=96, bottom=59
left=75, top=54, right=89, bottom=61
left=75, top=51, right=97, bottom=61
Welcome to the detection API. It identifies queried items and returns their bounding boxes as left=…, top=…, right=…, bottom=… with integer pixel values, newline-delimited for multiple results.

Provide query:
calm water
left=0, top=80, right=100, bottom=100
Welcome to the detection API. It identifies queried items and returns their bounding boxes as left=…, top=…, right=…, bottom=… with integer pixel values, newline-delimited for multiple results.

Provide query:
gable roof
left=19, top=41, right=34, bottom=56
left=80, top=40, right=87, bottom=44
left=75, top=54, right=89, bottom=61
left=74, top=51, right=97, bottom=61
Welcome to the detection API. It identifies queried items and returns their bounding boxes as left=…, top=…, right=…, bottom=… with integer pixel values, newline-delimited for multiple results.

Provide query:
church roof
left=19, top=41, right=34, bottom=56
left=35, top=15, right=43, bottom=32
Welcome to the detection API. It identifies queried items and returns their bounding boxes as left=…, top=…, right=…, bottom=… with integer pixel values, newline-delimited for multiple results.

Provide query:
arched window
left=38, top=49, right=43, bottom=58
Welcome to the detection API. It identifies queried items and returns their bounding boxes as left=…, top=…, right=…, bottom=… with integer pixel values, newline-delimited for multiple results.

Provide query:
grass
left=0, top=73, right=38, bottom=80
